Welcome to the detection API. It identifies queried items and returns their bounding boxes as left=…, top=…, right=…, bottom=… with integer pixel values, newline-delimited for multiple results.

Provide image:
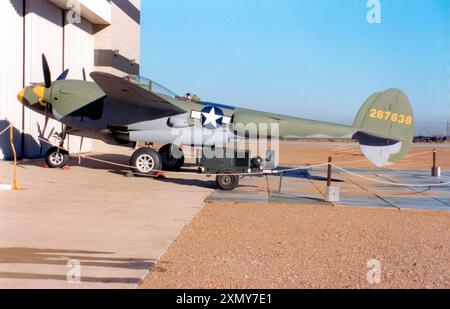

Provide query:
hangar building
left=0, top=0, right=141, bottom=160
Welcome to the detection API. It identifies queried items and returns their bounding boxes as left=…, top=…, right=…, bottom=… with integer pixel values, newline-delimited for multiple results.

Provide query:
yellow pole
left=9, top=124, right=20, bottom=190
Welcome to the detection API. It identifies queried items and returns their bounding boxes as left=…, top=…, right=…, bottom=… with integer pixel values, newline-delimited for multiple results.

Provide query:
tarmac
left=0, top=153, right=214, bottom=289
left=0, top=149, right=449, bottom=288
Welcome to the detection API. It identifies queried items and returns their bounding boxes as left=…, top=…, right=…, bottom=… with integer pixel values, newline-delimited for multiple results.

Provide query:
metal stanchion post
left=9, top=125, right=20, bottom=190
left=327, top=156, right=332, bottom=187
left=432, top=149, right=440, bottom=177
left=278, top=173, right=283, bottom=193
left=325, top=156, right=339, bottom=202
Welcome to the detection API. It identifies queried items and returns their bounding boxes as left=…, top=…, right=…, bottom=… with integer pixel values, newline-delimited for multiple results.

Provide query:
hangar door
left=0, top=0, right=24, bottom=160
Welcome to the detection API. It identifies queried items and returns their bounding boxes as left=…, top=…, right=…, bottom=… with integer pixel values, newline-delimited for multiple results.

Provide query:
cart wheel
left=216, top=169, right=239, bottom=191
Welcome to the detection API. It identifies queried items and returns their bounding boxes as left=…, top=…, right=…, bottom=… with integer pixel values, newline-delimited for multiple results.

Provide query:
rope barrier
left=405, top=150, right=434, bottom=157
left=332, top=164, right=450, bottom=188
left=34, top=135, right=447, bottom=186
left=77, top=154, right=332, bottom=177
left=0, top=125, right=12, bottom=137
left=36, top=136, right=333, bottom=176
left=79, top=152, right=449, bottom=188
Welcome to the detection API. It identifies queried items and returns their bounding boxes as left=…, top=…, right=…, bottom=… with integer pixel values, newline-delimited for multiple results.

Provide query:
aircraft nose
left=17, top=88, right=25, bottom=103
left=32, top=85, right=47, bottom=106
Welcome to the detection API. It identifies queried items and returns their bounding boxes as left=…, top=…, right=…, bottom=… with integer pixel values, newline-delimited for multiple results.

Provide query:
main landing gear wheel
left=45, top=147, right=70, bottom=169
left=158, top=144, right=185, bottom=171
left=130, top=147, right=162, bottom=176
left=216, top=169, right=240, bottom=191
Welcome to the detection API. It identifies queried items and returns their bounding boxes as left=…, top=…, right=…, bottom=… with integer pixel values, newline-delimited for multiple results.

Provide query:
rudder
left=352, top=89, right=414, bottom=167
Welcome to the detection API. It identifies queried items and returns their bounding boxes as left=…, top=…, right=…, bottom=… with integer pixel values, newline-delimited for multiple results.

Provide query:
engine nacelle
left=168, top=115, right=191, bottom=128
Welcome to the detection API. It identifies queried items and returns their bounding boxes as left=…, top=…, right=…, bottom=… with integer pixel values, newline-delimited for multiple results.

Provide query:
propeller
left=39, top=99, right=51, bottom=155
left=42, top=54, right=52, bottom=88
left=34, top=54, right=90, bottom=154
left=36, top=54, right=70, bottom=153
left=38, top=54, right=69, bottom=91
left=57, top=69, right=69, bottom=81
left=40, top=55, right=53, bottom=141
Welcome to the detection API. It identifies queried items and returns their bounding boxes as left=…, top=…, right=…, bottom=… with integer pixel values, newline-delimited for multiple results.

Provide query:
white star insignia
left=191, top=107, right=232, bottom=128
left=202, top=108, right=222, bottom=128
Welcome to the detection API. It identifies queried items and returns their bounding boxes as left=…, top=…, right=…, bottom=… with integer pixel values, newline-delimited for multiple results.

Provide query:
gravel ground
left=140, top=202, right=450, bottom=289
left=278, top=144, right=450, bottom=169
left=140, top=144, right=450, bottom=289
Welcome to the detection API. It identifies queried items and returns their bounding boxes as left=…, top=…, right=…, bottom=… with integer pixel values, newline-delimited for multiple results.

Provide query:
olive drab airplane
left=17, top=54, right=414, bottom=175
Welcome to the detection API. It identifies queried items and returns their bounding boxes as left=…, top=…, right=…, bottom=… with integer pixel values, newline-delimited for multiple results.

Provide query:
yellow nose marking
left=32, top=85, right=46, bottom=106
left=17, top=88, right=25, bottom=103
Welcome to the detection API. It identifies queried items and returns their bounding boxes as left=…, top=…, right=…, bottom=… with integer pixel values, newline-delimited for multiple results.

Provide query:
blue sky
left=141, top=0, right=450, bottom=134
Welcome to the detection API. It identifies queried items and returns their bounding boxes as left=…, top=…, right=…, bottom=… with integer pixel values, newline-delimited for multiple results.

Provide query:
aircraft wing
left=90, top=72, right=185, bottom=114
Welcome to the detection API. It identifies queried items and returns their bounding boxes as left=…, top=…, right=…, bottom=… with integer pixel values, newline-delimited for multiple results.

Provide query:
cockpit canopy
left=124, top=75, right=178, bottom=99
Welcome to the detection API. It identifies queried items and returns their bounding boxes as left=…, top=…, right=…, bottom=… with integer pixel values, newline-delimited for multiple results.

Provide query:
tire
left=216, top=169, right=240, bottom=191
left=158, top=144, right=185, bottom=171
left=45, top=147, right=70, bottom=169
left=130, top=147, right=162, bottom=176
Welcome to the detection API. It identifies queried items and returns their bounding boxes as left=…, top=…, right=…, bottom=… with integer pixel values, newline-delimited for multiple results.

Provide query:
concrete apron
left=1, top=156, right=449, bottom=289
left=207, top=168, right=450, bottom=212
left=0, top=156, right=214, bottom=289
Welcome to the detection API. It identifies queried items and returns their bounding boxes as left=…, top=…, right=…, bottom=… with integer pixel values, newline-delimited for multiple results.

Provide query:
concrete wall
left=23, top=0, right=65, bottom=158
left=94, top=0, right=140, bottom=76
left=0, top=0, right=94, bottom=159
left=93, top=0, right=141, bottom=153
left=63, top=17, right=95, bottom=153
left=0, top=0, right=141, bottom=159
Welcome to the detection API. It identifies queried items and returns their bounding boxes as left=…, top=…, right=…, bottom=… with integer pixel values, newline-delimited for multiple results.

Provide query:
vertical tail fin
left=353, top=89, right=414, bottom=167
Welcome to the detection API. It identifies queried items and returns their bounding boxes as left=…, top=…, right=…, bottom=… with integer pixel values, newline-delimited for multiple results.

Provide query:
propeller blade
left=43, top=103, right=50, bottom=134
left=78, top=136, right=84, bottom=164
left=42, top=54, right=52, bottom=88
left=57, top=69, right=69, bottom=81
left=39, top=103, right=50, bottom=155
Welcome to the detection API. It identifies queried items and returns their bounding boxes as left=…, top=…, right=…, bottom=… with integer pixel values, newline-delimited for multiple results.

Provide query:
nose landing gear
left=45, top=147, right=70, bottom=169
left=44, top=128, right=71, bottom=169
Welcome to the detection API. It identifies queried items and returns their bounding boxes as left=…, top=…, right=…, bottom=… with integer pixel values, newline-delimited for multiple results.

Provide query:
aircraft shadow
left=71, top=154, right=200, bottom=172
left=155, top=177, right=216, bottom=189
left=270, top=194, right=331, bottom=204
left=0, top=247, right=155, bottom=284
left=77, top=153, right=131, bottom=170
left=107, top=170, right=216, bottom=189
left=275, top=166, right=344, bottom=183
left=0, top=120, right=58, bottom=160
left=16, top=153, right=130, bottom=171
left=14, top=152, right=215, bottom=189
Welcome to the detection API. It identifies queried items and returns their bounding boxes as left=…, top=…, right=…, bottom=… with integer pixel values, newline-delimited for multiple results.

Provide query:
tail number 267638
left=369, top=109, right=413, bottom=125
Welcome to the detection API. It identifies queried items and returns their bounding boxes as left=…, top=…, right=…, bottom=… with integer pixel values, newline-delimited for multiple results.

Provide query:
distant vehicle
left=17, top=54, right=415, bottom=175
left=414, top=136, right=432, bottom=143
left=414, top=136, right=447, bottom=143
